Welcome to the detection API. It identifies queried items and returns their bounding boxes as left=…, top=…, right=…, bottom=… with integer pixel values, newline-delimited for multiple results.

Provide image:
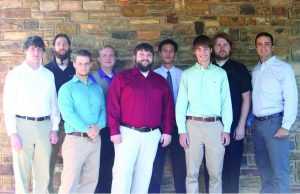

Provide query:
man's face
left=25, top=45, right=44, bottom=65
left=159, top=44, right=176, bottom=66
left=213, top=38, right=231, bottom=60
left=54, top=37, right=71, bottom=60
left=194, top=45, right=212, bottom=64
left=73, top=56, right=92, bottom=77
left=98, top=47, right=116, bottom=70
left=134, top=49, right=154, bottom=72
left=255, top=36, right=273, bottom=60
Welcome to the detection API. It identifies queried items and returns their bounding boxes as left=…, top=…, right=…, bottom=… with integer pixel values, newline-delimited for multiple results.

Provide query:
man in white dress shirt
left=252, top=32, right=298, bottom=193
left=3, top=36, right=60, bottom=193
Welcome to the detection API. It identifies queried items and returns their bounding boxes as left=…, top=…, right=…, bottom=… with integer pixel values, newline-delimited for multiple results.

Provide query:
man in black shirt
left=207, top=32, right=252, bottom=193
left=44, top=33, right=75, bottom=193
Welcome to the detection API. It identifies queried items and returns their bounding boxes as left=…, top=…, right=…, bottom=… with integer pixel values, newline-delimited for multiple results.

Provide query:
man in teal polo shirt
left=176, top=35, right=232, bottom=193
left=57, top=49, right=106, bottom=193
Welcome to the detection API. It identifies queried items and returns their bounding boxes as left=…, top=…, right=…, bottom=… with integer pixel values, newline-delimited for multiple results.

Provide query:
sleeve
left=49, top=74, right=60, bottom=131
left=162, top=81, right=175, bottom=135
left=281, top=66, right=298, bottom=130
left=240, top=64, right=252, bottom=93
left=107, top=74, right=122, bottom=136
left=96, top=87, right=107, bottom=130
left=175, top=73, right=189, bottom=134
left=220, top=72, right=233, bottom=133
left=58, top=83, right=89, bottom=132
left=3, top=71, right=17, bottom=136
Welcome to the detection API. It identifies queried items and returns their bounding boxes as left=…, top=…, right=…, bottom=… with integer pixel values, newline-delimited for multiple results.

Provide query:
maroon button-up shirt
left=107, top=66, right=175, bottom=136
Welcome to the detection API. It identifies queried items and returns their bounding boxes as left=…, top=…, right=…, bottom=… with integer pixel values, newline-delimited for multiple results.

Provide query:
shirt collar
left=98, top=67, right=115, bottom=79
left=132, top=65, right=154, bottom=77
left=72, top=75, right=94, bottom=85
left=194, top=62, right=213, bottom=71
left=258, top=55, right=276, bottom=70
left=160, top=65, right=176, bottom=74
left=22, top=61, right=42, bottom=72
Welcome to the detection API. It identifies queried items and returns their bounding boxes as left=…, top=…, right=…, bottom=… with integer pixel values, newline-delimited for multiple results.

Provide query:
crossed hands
left=87, top=125, right=100, bottom=142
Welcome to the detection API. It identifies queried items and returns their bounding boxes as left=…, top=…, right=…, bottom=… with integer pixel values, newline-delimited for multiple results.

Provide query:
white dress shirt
left=3, top=61, right=60, bottom=135
left=252, top=56, right=298, bottom=130
left=154, top=65, right=182, bottom=103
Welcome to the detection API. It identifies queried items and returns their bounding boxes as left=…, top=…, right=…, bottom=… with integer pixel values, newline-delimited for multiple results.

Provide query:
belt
left=121, top=123, right=159, bottom=133
left=67, top=132, right=89, bottom=137
left=16, top=115, right=50, bottom=121
left=255, top=112, right=283, bottom=121
left=187, top=116, right=221, bottom=122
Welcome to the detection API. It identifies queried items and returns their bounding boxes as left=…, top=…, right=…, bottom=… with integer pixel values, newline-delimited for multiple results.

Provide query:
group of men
left=3, top=31, right=298, bottom=194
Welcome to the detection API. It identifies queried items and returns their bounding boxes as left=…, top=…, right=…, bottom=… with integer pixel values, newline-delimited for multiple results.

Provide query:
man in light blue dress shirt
left=149, top=39, right=186, bottom=193
left=252, top=32, right=298, bottom=193
left=57, top=49, right=106, bottom=193
left=176, top=35, right=232, bottom=193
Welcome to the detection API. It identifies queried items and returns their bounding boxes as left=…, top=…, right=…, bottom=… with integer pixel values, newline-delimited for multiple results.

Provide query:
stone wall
left=0, top=0, right=299, bottom=192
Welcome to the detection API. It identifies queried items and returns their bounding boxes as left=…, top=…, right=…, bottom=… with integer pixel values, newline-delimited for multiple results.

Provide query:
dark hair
left=134, top=43, right=154, bottom=55
left=193, top=35, right=212, bottom=50
left=158, top=39, right=178, bottom=53
left=255, top=32, right=274, bottom=46
left=23, top=36, right=45, bottom=51
left=53, top=33, right=71, bottom=46
left=212, top=32, right=233, bottom=48
left=99, top=45, right=118, bottom=57
left=73, top=49, right=92, bottom=62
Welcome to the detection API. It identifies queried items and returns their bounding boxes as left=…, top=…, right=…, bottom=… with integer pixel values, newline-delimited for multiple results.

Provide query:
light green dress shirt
left=176, top=63, right=233, bottom=133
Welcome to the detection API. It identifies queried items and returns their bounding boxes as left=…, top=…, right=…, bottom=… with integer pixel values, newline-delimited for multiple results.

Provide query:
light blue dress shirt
left=176, top=63, right=233, bottom=133
left=58, top=75, right=106, bottom=133
left=154, top=65, right=182, bottom=103
left=252, top=56, right=298, bottom=130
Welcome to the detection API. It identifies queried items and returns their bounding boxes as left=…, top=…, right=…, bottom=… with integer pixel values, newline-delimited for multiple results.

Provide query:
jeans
left=253, top=115, right=290, bottom=193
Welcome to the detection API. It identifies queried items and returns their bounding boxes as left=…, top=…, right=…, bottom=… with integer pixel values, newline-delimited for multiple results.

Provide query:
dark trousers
left=148, top=129, right=186, bottom=193
left=48, top=121, right=65, bottom=193
left=204, top=119, right=244, bottom=193
left=95, top=127, right=115, bottom=193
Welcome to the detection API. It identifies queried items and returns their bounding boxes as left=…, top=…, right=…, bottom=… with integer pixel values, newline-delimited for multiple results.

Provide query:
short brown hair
left=212, top=32, right=233, bottom=48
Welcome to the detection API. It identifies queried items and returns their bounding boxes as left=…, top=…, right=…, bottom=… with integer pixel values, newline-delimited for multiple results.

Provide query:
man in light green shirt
left=176, top=35, right=232, bottom=193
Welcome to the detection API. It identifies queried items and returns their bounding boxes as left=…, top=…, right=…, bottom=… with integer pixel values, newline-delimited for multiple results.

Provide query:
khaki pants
left=13, top=118, right=52, bottom=194
left=185, top=119, right=225, bottom=193
left=58, top=134, right=101, bottom=194
left=111, top=126, right=161, bottom=194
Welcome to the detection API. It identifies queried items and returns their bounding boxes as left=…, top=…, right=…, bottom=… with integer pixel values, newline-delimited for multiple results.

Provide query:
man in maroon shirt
left=107, top=43, right=175, bottom=194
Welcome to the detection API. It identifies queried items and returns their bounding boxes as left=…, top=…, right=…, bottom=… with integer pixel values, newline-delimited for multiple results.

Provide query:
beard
left=54, top=49, right=72, bottom=62
left=136, top=60, right=153, bottom=72
left=214, top=51, right=230, bottom=61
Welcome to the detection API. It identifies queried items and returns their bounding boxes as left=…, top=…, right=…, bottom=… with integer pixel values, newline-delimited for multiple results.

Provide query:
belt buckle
left=140, top=127, right=147, bottom=132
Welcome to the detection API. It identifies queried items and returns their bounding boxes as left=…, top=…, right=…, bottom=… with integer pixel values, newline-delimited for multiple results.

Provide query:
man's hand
left=221, top=132, right=230, bottom=146
left=274, top=127, right=289, bottom=138
left=179, top=133, right=190, bottom=149
left=160, top=134, right=172, bottom=147
left=49, top=131, right=59, bottom=144
left=87, top=125, right=100, bottom=142
left=10, top=133, right=22, bottom=151
left=234, top=124, right=245, bottom=141
left=111, top=134, right=121, bottom=144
